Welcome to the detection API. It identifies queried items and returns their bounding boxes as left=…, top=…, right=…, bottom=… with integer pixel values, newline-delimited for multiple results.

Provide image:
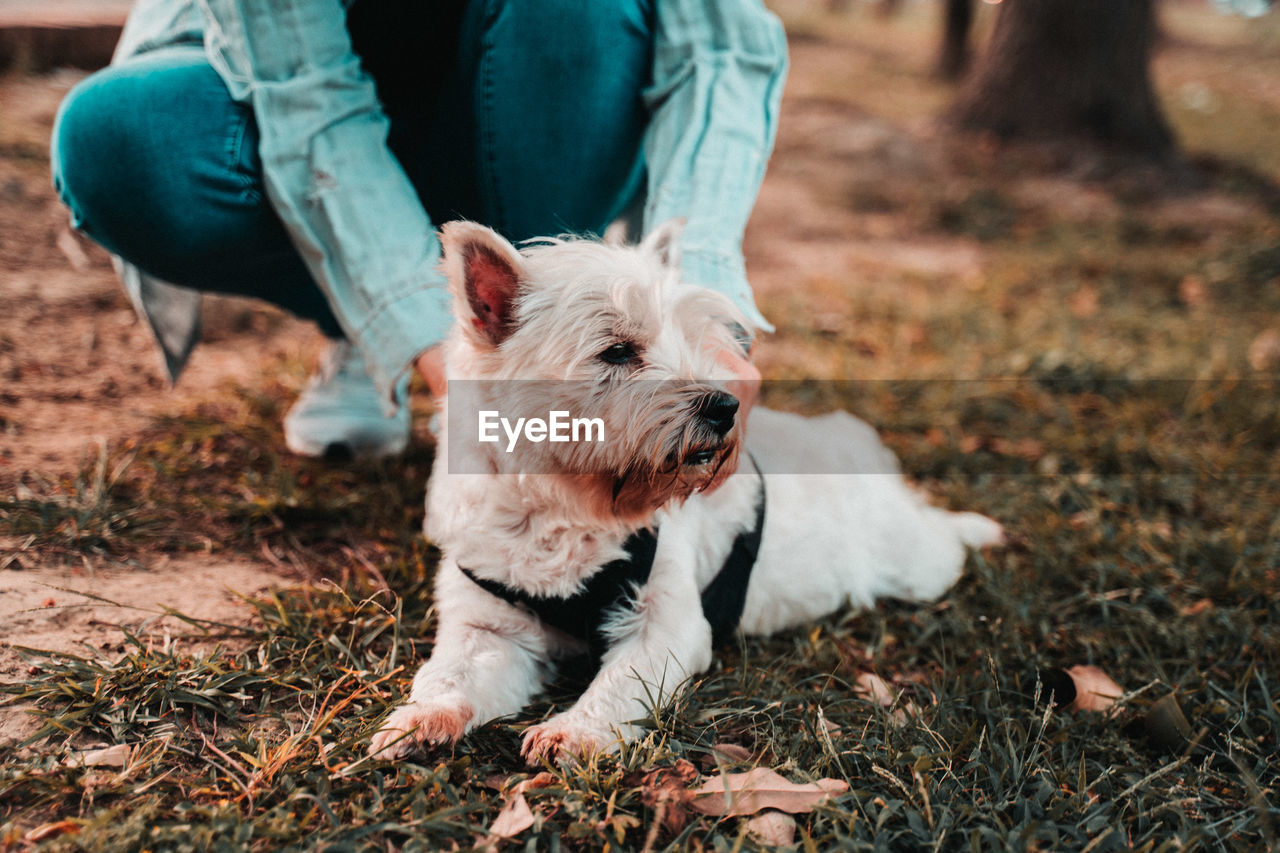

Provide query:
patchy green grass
left=1, top=444, right=159, bottom=560
left=4, top=2, right=1280, bottom=850
left=1, top=386, right=437, bottom=573
left=3, top=418, right=1277, bottom=850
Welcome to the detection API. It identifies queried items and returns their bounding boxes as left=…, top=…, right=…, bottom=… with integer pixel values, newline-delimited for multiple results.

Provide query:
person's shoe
left=284, top=340, right=410, bottom=460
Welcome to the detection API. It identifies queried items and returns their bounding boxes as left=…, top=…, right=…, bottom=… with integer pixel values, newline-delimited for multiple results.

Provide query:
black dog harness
left=459, top=461, right=767, bottom=660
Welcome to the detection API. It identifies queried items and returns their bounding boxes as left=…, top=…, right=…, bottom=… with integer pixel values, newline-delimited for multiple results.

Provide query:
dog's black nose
left=697, top=391, right=739, bottom=435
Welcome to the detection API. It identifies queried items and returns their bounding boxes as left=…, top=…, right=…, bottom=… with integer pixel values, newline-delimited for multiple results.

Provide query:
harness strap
left=459, top=528, right=658, bottom=660
left=458, top=457, right=766, bottom=659
left=698, top=464, right=767, bottom=646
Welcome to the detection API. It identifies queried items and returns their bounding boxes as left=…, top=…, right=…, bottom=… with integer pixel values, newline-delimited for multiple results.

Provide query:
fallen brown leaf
left=1066, top=665, right=1125, bottom=713
left=690, top=767, right=848, bottom=817
left=482, top=771, right=556, bottom=843
left=487, top=792, right=535, bottom=839
left=854, top=672, right=918, bottom=724
left=63, top=743, right=132, bottom=769
left=855, top=672, right=897, bottom=705
left=745, top=809, right=797, bottom=846
left=709, top=743, right=753, bottom=764
left=85, top=743, right=132, bottom=768
left=633, top=759, right=699, bottom=836
left=513, top=771, right=556, bottom=794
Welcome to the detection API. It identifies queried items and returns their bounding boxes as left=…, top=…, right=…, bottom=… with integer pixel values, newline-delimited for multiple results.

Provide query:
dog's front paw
left=520, top=716, right=619, bottom=766
left=369, top=700, right=474, bottom=760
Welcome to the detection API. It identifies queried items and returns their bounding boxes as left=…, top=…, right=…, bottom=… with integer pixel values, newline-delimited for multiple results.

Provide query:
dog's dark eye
left=599, top=342, right=638, bottom=365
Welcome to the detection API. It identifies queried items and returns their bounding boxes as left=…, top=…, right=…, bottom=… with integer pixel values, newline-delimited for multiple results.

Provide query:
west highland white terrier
left=368, top=221, right=1002, bottom=764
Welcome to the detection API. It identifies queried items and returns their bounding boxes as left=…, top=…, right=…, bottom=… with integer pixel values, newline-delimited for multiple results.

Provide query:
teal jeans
left=52, top=0, right=652, bottom=337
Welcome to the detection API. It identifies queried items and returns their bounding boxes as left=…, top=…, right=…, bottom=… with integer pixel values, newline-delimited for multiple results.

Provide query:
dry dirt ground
left=2, top=2, right=1275, bottom=748
left=0, top=74, right=320, bottom=743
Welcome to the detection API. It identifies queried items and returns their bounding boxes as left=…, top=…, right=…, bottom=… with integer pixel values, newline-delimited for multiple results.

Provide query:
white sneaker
left=283, top=340, right=410, bottom=460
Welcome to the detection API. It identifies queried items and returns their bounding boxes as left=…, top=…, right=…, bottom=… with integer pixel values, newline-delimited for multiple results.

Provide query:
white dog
left=368, top=221, right=1002, bottom=764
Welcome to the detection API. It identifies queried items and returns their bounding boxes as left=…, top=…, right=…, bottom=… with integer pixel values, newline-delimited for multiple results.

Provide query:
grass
left=4, top=2, right=1280, bottom=850
left=0, top=443, right=156, bottom=560
left=2, top=493, right=1276, bottom=849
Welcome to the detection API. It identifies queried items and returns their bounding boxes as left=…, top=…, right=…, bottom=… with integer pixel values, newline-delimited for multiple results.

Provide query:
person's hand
left=416, top=346, right=446, bottom=401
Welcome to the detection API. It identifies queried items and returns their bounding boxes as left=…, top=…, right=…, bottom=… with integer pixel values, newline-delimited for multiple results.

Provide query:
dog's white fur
left=368, top=221, right=1002, bottom=763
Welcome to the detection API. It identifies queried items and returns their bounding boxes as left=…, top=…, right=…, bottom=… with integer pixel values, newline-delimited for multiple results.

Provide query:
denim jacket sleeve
left=644, top=0, right=788, bottom=333
left=198, top=0, right=453, bottom=407
left=121, top=0, right=785, bottom=402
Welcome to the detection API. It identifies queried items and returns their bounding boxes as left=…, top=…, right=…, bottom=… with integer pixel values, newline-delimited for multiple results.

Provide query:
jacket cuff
left=679, top=245, right=774, bottom=334
left=354, top=284, right=454, bottom=413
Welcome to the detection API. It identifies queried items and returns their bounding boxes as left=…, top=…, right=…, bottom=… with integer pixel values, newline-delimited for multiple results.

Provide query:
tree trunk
left=937, top=0, right=974, bottom=80
left=951, top=0, right=1175, bottom=156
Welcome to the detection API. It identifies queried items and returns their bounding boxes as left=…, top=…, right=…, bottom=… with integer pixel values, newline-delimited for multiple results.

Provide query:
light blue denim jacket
left=113, top=0, right=787, bottom=405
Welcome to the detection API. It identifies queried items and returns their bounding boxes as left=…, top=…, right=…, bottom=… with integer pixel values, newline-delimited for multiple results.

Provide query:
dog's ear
left=640, top=218, right=686, bottom=270
left=440, top=221, right=525, bottom=347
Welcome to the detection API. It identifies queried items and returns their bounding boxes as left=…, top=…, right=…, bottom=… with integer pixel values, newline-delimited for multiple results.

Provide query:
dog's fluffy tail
left=947, top=512, right=1004, bottom=549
